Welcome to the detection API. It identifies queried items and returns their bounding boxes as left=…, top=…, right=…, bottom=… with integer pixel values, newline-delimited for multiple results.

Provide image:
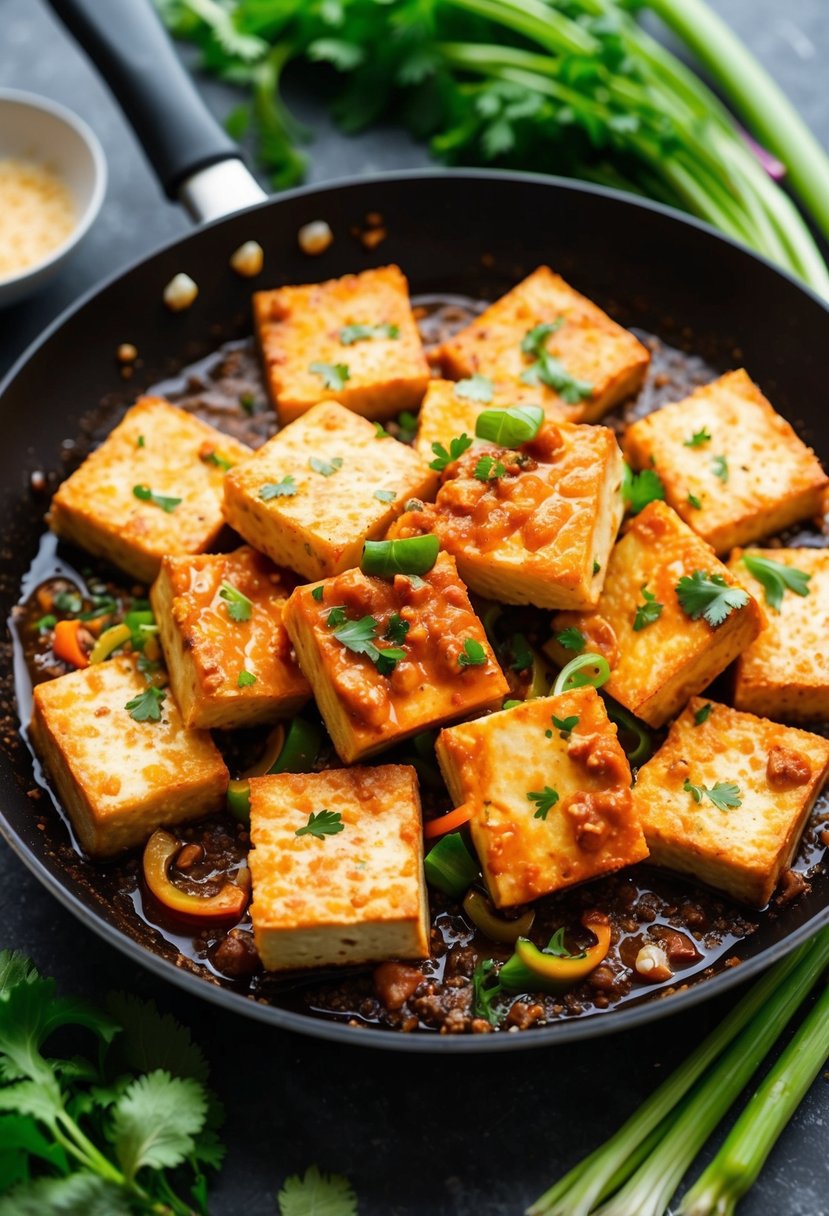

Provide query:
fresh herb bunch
left=0, top=952, right=224, bottom=1215
left=157, top=0, right=829, bottom=294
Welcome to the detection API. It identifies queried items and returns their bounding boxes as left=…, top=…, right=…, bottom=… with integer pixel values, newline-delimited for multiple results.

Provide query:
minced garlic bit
left=634, top=942, right=673, bottom=983
left=298, top=220, right=333, bottom=256
left=163, top=272, right=198, bottom=312
left=229, top=240, right=264, bottom=277
left=0, top=158, right=75, bottom=280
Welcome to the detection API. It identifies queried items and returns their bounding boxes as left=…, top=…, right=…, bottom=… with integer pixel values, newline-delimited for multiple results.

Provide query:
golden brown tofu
left=623, top=370, right=828, bottom=554
left=151, top=546, right=310, bottom=730
left=728, top=548, right=829, bottom=721
left=433, top=266, right=650, bottom=423
left=253, top=265, right=430, bottom=424
left=391, top=420, right=624, bottom=610
left=412, top=377, right=564, bottom=466
left=223, top=401, right=436, bottom=582
left=282, top=552, right=508, bottom=764
left=248, top=765, right=430, bottom=970
left=47, top=397, right=251, bottom=583
left=547, top=501, right=764, bottom=727
left=29, top=655, right=228, bottom=859
left=632, top=698, right=829, bottom=906
left=436, top=689, right=648, bottom=908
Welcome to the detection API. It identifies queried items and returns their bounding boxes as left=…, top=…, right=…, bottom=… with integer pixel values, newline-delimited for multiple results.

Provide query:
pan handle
left=47, top=0, right=267, bottom=222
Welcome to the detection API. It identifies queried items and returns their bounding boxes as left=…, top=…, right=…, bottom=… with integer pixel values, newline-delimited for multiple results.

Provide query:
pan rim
left=2, top=167, right=828, bottom=1052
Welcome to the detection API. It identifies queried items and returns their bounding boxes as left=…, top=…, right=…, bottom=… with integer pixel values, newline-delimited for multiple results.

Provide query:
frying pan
left=1, top=0, right=827, bottom=1053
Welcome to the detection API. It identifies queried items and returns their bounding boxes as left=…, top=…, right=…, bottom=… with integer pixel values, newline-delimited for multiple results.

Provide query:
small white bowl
left=0, top=90, right=107, bottom=307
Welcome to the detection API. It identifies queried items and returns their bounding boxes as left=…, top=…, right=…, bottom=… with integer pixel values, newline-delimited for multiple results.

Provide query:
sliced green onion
left=88, top=622, right=132, bottom=664
left=227, top=779, right=251, bottom=826
left=423, top=832, right=480, bottom=897
left=124, top=609, right=157, bottom=648
left=474, top=404, right=544, bottom=447
left=553, top=652, right=611, bottom=696
left=361, top=535, right=439, bottom=577
left=604, top=700, right=652, bottom=766
left=267, top=717, right=323, bottom=775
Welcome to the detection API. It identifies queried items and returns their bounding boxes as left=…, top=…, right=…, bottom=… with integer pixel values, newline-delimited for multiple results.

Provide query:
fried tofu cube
left=436, top=688, right=648, bottom=908
left=433, top=267, right=650, bottom=423
left=728, top=548, right=829, bottom=721
left=29, top=655, right=228, bottom=859
left=548, top=501, right=764, bottom=727
left=623, top=370, right=828, bottom=554
left=283, top=552, right=508, bottom=764
left=150, top=546, right=310, bottom=730
left=253, top=265, right=430, bottom=425
left=223, top=401, right=436, bottom=582
left=47, top=397, right=251, bottom=584
left=632, top=698, right=829, bottom=906
left=248, top=765, right=430, bottom=970
left=393, top=420, right=624, bottom=610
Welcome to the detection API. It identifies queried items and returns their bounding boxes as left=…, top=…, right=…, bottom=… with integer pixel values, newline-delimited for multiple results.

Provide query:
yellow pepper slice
left=143, top=829, right=250, bottom=922
left=463, top=889, right=535, bottom=944
left=514, top=911, right=611, bottom=984
left=88, top=622, right=132, bottom=664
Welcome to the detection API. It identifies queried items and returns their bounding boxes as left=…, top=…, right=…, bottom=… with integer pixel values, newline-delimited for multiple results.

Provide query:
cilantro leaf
left=622, top=464, right=665, bottom=514
left=311, top=586, right=324, bottom=602
left=200, top=449, right=234, bottom=471
left=711, top=454, right=729, bottom=483
left=544, top=927, right=587, bottom=960
left=633, top=585, right=663, bottom=632
left=237, top=670, right=256, bottom=687
left=687, top=493, right=702, bottom=509
left=694, top=702, right=713, bottom=726
left=527, top=786, right=559, bottom=820
left=309, top=361, right=350, bottom=391
left=309, top=456, right=343, bottom=477
left=111, top=1070, right=207, bottom=1181
left=219, top=580, right=253, bottom=622
left=454, top=374, right=494, bottom=403
left=339, top=322, right=399, bottom=344
left=0, top=1174, right=131, bottom=1215
left=132, top=485, right=180, bottom=514
left=259, top=477, right=297, bottom=500
left=383, top=613, right=409, bottom=645
left=331, top=615, right=404, bottom=675
left=683, top=779, right=742, bottom=810
left=742, top=553, right=811, bottom=613
left=473, top=454, right=506, bottom=482
left=396, top=411, right=419, bottom=443
left=520, top=319, right=565, bottom=355
left=326, top=606, right=348, bottom=629
left=508, top=632, right=533, bottom=673
left=36, top=614, right=57, bottom=632
left=295, top=810, right=345, bottom=840
left=277, top=1164, right=358, bottom=1216
left=551, top=714, right=579, bottom=737
left=522, top=353, right=593, bottom=403
left=124, top=686, right=166, bottom=722
left=684, top=428, right=712, bottom=447
left=374, top=422, right=390, bottom=438
left=458, top=638, right=487, bottom=668
left=104, top=992, right=209, bottom=1084
left=675, top=570, right=749, bottom=628
left=470, top=959, right=508, bottom=1027
left=429, top=433, right=472, bottom=472
left=555, top=627, right=585, bottom=653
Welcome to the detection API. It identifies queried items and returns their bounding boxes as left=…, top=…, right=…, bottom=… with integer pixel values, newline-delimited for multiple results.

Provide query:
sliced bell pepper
left=227, top=779, right=251, bottom=826
left=462, top=889, right=535, bottom=944
left=88, top=622, right=132, bottom=664
left=267, top=716, right=323, bottom=774
left=52, top=619, right=89, bottom=668
left=423, top=832, right=479, bottom=897
left=501, top=911, right=612, bottom=991
left=243, top=725, right=286, bottom=779
left=423, top=803, right=473, bottom=839
left=143, top=829, right=249, bottom=921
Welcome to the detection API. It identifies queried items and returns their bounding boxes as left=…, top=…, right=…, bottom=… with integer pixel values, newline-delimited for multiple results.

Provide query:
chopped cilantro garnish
left=311, top=586, right=324, bottom=602
left=36, top=613, right=57, bottom=632
left=683, top=778, right=742, bottom=810
left=454, top=374, right=494, bottom=403
left=552, top=714, right=579, bottom=738
left=622, top=464, right=665, bottom=515
left=309, top=361, right=350, bottom=390
left=676, top=570, right=749, bottom=628
left=374, top=489, right=396, bottom=502
left=711, top=454, right=729, bottom=483
left=471, top=958, right=508, bottom=1026
left=259, top=476, right=297, bottom=500
left=473, top=454, right=506, bottom=482
left=125, top=685, right=166, bottom=722
left=520, top=321, right=592, bottom=403
left=555, top=626, right=586, bottom=653
left=237, top=670, right=256, bottom=687
left=219, top=580, right=253, bottom=622
left=509, top=632, right=533, bottom=673
left=520, top=319, right=565, bottom=355
left=429, top=433, right=472, bottom=472
left=742, top=553, right=811, bottom=613
left=309, top=456, right=343, bottom=477
left=326, top=605, right=348, bottom=629
left=53, top=590, right=82, bottom=615
left=684, top=428, right=712, bottom=447
left=694, top=702, right=713, bottom=726
left=396, top=410, right=419, bottom=443
left=384, top=612, right=409, bottom=645
left=374, top=422, right=390, bottom=438
left=687, top=493, right=702, bottom=509
left=339, top=322, right=399, bottom=344
left=331, top=614, right=406, bottom=675
left=633, top=585, right=663, bottom=632
left=458, top=638, right=487, bottom=668
left=200, top=449, right=234, bottom=472
left=295, top=809, right=345, bottom=839
left=545, top=927, right=588, bottom=960
left=527, top=786, right=560, bottom=820
left=136, top=435, right=145, bottom=448
left=132, top=484, right=181, bottom=513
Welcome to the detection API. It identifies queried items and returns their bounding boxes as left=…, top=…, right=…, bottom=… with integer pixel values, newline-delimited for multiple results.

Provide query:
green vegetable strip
left=423, top=833, right=480, bottom=896
left=527, top=931, right=825, bottom=1216
left=679, top=974, right=829, bottom=1216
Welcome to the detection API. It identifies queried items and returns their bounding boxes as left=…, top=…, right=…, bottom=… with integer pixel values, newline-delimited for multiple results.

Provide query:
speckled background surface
left=1, top=2, right=828, bottom=1213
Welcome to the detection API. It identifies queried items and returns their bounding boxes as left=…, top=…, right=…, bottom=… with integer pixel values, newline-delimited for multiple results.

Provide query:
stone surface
left=1, top=2, right=828, bottom=1213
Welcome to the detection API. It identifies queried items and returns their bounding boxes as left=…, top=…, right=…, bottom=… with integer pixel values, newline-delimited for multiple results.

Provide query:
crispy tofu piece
left=47, top=397, right=251, bottom=583
left=433, top=267, right=650, bottom=423
left=632, top=698, right=829, bottom=906
left=150, top=546, right=310, bottom=730
left=29, top=656, right=228, bottom=859
left=283, top=552, right=508, bottom=764
left=728, top=548, right=829, bottom=721
left=548, top=501, right=764, bottom=727
left=248, top=765, right=430, bottom=970
left=413, top=377, right=565, bottom=466
left=436, top=688, right=648, bottom=908
left=223, top=401, right=436, bottom=582
left=253, top=265, right=430, bottom=425
left=392, top=420, right=624, bottom=610
left=623, top=370, right=828, bottom=554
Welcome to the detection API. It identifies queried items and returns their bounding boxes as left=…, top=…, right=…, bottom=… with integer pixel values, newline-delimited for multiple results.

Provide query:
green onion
left=423, top=832, right=480, bottom=896
left=474, top=404, right=544, bottom=447
left=604, top=700, right=652, bottom=766
left=361, top=535, right=439, bottom=577
left=227, top=779, right=251, bottom=826
left=553, top=652, right=610, bottom=696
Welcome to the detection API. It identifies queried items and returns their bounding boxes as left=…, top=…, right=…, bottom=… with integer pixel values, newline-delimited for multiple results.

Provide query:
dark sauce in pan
left=9, top=296, right=829, bottom=1035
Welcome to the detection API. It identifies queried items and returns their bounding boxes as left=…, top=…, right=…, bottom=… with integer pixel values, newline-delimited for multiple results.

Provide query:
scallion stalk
left=423, top=832, right=480, bottom=896
left=553, top=653, right=611, bottom=696
left=361, top=535, right=440, bottom=577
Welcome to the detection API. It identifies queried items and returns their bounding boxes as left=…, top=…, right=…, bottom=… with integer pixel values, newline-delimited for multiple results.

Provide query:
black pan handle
left=47, top=0, right=260, bottom=207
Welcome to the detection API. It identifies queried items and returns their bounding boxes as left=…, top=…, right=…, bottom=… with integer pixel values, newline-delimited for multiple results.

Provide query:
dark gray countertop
left=1, top=3, right=828, bottom=1213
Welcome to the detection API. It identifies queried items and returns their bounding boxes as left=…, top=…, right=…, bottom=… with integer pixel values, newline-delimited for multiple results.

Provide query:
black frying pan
left=1, top=0, right=827, bottom=1053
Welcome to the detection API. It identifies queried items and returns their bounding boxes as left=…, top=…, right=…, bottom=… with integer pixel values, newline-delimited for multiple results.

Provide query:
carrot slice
left=52, top=619, right=89, bottom=669
left=423, top=804, right=473, bottom=839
